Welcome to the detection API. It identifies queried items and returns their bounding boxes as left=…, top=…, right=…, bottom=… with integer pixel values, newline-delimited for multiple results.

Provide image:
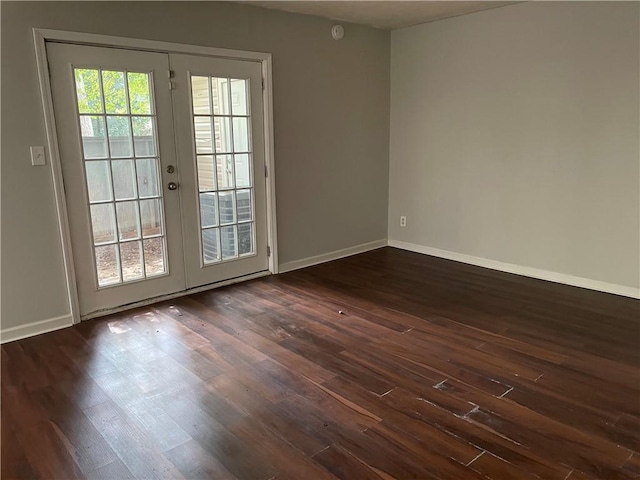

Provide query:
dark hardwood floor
left=2, top=247, right=639, bottom=479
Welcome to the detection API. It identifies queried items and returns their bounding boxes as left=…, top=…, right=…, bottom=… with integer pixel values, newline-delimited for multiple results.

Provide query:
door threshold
left=80, top=270, right=271, bottom=321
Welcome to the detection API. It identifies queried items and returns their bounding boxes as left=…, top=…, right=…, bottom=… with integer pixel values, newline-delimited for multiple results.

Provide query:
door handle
left=167, top=182, right=179, bottom=191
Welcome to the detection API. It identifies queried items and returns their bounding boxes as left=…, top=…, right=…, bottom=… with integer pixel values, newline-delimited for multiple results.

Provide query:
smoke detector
left=331, top=25, right=345, bottom=40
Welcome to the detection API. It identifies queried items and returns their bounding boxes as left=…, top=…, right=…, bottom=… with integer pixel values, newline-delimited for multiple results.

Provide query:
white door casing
left=46, top=40, right=273, bottom=318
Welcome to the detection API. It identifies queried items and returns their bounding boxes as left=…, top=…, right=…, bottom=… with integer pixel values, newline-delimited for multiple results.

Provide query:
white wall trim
left=33, top=29, right=82, bottom=325
left=279, top=239, right=387, bottom=273
left=1, top=270, right=270, bottom=342
left=263, top=54, right=279, bottom=274
left=1, top=315, right=73, bottom=344
left=388, top=239, right=640, bottom=299
left=32, top=29, right=271, bottom=61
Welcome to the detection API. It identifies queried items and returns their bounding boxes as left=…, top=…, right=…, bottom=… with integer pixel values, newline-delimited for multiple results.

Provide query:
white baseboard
left=279, top=239, right=387, bottom=273
left=1, top=271, right=272, bottom=342
left=1, top=314, right=73, bottom=344
left=388, top=239, right=640, bottom=299
left=4, top=240, right=633, bottom=345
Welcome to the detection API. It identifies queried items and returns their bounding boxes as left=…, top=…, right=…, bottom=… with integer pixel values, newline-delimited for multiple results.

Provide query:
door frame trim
left=33, top=28, right=279, bottom=325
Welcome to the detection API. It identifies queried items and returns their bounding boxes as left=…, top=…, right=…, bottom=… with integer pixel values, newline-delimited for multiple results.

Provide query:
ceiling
left=240, top=1, right=521, bottom=30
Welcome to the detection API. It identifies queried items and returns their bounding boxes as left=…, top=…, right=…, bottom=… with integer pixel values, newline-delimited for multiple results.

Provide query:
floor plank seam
left=499, top=386, right=514, bottom=398
left=465, top=450, right=485, bottom=466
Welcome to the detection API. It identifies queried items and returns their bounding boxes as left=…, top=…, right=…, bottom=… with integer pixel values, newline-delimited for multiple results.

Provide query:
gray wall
left=389, top=2, right=639, bottom=289
left=1, top=1, right=390, bottom=329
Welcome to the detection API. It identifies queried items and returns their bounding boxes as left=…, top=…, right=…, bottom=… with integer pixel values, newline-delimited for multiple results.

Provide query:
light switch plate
left=30, top=146, right=46, bottom=166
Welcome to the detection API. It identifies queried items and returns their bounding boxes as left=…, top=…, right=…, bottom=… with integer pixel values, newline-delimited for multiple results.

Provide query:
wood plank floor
left=2, top=247, right=639, bottom=479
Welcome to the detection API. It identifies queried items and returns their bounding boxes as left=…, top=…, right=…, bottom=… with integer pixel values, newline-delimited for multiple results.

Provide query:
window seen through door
left=190, top=75, right=255, bottom=264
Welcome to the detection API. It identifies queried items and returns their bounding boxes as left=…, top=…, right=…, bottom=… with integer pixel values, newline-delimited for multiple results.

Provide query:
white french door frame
left=33, top=28, right=279, bottom=325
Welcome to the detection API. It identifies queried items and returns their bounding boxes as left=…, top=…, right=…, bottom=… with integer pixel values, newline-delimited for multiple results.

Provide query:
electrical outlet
left=400, top=216, right=407, bottom=227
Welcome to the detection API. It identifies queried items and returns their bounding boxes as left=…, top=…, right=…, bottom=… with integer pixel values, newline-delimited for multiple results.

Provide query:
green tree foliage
left=75, top=69, right=152, bottom=137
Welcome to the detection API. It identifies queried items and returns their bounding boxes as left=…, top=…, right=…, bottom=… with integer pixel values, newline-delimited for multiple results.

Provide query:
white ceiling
left=241, top=1, right=521, bottom=30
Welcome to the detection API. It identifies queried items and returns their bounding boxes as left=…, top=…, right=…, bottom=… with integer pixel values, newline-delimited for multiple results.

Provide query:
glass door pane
left=74, top=68, right=168, bottom=287
left=190, top=75, right=255, bottom=265
left=48, top=42, right=188, bottom=318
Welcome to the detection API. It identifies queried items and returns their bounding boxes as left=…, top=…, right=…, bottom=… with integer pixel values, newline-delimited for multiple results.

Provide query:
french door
left=47, top=42, right=269, bottom=318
